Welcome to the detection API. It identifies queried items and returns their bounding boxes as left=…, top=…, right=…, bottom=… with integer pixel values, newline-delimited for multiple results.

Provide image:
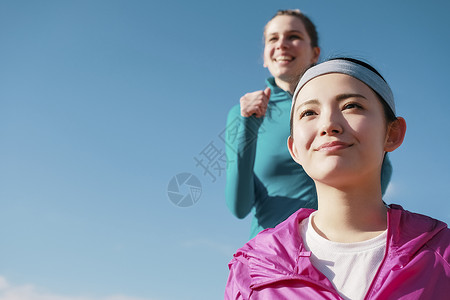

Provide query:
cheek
left=293, top=42, right=313, bottom=57
left=351, top=116, right=387, bottom=149
left=263, top=45, right=273, bottom=59
left=293, top=124, right=315, bottom=151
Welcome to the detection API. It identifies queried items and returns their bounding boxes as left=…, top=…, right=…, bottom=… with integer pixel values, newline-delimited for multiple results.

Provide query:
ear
left=311, top=47, right=321, bottom=64
left=384, top=117, right=407, bottom=152
left=287, top=136, right=302, bottom=165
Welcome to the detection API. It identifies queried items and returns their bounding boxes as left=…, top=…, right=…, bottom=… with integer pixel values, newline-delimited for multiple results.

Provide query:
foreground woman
left=225, top=58, right=449, bottom=299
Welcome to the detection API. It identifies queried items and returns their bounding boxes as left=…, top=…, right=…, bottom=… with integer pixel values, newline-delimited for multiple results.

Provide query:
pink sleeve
left=225, top=257, right=252, bottom=300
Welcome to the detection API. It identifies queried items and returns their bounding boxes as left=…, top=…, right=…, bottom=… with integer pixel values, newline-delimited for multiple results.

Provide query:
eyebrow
left=336, top=93, right=367, bottom=102
left=295, top=99, right=319, bottom=114
left=295, top=93, right=368, bottom=113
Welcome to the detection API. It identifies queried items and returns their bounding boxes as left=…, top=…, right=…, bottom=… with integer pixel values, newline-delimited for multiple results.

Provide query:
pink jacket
left=225, top=205, right=450, bottom=299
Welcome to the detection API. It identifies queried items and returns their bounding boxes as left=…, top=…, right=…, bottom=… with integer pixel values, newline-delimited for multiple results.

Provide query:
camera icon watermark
left=167, top=172, right=202, bottom=207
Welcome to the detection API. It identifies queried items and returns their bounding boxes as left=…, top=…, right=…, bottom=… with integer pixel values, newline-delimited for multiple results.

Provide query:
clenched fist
left=240, top=87, right=271, bottom=118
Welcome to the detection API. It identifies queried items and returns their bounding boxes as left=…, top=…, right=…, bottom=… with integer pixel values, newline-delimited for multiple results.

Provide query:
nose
left=276, top=36, right=288, bottom=49
left=320, top=112, right=343, bottom=136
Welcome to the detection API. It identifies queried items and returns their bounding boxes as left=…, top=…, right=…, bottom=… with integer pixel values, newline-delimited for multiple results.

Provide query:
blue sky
left=1, top=0, right=449, bottom=299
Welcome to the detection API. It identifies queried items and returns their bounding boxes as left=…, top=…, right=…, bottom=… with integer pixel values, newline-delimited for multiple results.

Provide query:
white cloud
left=0, top=276, right=157, bottom=300
left=0, top=277, right=9, bottom=290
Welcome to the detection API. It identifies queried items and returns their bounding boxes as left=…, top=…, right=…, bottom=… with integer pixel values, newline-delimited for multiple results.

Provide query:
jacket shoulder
left=226, top=255, right=253, bottom=299
left=391, top=205, right=449, bottom=264
left=228, top=208, right=315, bottom=276
left=426, top=226, right=450, bottom=265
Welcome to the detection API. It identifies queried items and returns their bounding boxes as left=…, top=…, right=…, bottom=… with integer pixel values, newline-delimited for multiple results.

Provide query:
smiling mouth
left=275, top=56, right=295, bottom=62
left=316, top=141, right=352, bottom=152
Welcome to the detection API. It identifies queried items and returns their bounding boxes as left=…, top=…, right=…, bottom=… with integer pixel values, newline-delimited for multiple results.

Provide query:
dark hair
left=264, top=9, right=319, bottom=48
left=289, top=57, right=397, bottom=138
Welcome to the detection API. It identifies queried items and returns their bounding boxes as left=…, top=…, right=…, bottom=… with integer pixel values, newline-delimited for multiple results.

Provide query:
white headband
left=292, top=59, right=396, bottom=115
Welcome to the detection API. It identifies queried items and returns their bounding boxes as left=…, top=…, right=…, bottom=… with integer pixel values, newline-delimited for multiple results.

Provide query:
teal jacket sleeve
left=225, top=105, right=263, bottom=219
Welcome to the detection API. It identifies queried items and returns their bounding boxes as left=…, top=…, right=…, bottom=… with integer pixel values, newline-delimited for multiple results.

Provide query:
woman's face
left=288, top=73, right=393, bottom=187
left=263, top=15, right=319, bottom=82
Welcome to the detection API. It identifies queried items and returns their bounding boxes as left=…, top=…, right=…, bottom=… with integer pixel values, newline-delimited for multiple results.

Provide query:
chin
left=308, top=165, right=360, bottom=185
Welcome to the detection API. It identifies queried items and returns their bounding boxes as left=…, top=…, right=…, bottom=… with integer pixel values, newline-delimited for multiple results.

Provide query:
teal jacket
left=225, top=78, right=392, bottom=238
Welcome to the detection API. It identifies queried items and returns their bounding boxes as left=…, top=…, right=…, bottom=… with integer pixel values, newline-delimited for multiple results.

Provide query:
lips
left=275, top=55, right=294, bottom=62
left=316, top=141, right=352, bottom=152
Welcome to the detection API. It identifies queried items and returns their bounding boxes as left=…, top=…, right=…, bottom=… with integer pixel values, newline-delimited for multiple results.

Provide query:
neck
left=274, top=77, right=298, bottom=94
left=312, top=181, right=388, bottom=243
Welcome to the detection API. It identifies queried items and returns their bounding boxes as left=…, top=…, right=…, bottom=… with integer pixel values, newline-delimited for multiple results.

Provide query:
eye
left=289, top=34, right=302, bottom=41
left=299, top=109, right=317, bottom=119
left=343, top=102, right=363, bottom=110
left=267, top=36, right=278, bottom=43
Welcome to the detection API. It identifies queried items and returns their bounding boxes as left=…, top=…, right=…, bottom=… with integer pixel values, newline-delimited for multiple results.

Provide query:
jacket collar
left=385, top=204, right=447, bottom=265
left=265, top=77, right=292, bottom=102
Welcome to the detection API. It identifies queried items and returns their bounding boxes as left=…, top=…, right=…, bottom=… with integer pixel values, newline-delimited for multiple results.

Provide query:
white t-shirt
left=300, top=212, right=387, bottom=300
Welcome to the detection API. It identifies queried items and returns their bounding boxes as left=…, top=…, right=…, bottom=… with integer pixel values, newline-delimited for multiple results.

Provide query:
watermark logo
left=166, top=113, right=269, bottom=207
left=193, top=141, right=227, bottom=183
left=167, top=172, right=202, bottom=207
left=218, top=116, right=261, bottom=154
